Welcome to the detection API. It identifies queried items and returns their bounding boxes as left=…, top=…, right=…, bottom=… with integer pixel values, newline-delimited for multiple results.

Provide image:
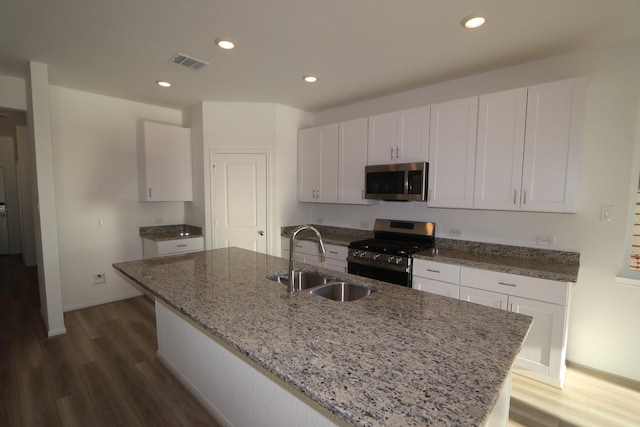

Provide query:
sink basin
left=268, top=270, right=330, bottom=290
left=309, top=281, right=376, bottom=302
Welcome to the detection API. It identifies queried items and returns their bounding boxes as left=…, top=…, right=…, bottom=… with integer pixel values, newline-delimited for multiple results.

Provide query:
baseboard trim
left=566, top=360, right=640, bottom=392
left=63, top=291, right=143, bottom=312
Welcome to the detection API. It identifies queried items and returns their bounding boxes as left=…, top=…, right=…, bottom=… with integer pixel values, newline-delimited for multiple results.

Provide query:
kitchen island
left=113, top=247, right=532, bottom=426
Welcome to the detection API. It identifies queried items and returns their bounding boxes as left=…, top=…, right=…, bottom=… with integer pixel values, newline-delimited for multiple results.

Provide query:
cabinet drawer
left=460, top=267, right=568, bottom=305
left=156, top=237, right=204, bottom=256
left=290, top=239, right=321, bottom=254
left=324, top=244, right=348, bottom=260
left=413, top=259, right=460, bottom=284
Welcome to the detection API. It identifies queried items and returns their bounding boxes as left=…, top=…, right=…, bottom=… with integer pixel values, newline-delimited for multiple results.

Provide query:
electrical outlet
left=92, top=273, right=106, bottom=285
left=537, top=235, right=555, bottom=246
left=449, top=228, right=462, bottom=238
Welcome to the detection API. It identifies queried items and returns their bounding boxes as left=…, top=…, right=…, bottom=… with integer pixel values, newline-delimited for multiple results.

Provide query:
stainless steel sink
left=309, top=281, right=376, bottom=302
left=268, top=270, right=330, bottom=290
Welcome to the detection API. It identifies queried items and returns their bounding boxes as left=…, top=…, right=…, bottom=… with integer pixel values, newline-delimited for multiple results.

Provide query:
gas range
left=347, top=219, right=435, bottom=286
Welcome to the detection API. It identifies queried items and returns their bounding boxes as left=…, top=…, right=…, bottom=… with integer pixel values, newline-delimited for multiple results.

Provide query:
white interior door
left=0, top=167, right=9, bottom=255
left=212, top=153, right=268, bottom=253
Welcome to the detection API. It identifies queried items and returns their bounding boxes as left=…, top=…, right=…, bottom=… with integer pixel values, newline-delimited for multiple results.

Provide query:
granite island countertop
left=114, top=247, right=531, bottom=427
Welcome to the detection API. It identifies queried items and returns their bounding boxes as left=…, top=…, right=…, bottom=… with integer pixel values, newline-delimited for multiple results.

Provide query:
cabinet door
left=413, top=277, right=460, bottom=299
left=338, top=118, right=371, bottom=204
left=139, top=121, right=192, bottom=201
left=297, top=125, right=339, bottom=203
left=297, top=127, right=318, bottom=202
left=459, top=286, right=508, bottom=310
left=474, top=88, right=527, bottom=210
left=316, top=124, right=339, bottom=203
left=367, top=112, right=397, bottom=165
left=521, top=77, right=586, bottom=213
left=510, top=296, right=567, bottom=380
left=396, top=106, right=429, bottom=163
left=428, top=97, right=478, bottom=208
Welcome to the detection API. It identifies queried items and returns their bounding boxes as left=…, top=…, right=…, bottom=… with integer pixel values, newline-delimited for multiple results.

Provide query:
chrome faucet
left=289, top=225, right=326, bottom=294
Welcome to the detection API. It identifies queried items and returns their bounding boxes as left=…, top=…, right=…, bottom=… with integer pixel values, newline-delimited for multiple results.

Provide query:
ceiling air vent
left=170, top=53, right=209, bottom=70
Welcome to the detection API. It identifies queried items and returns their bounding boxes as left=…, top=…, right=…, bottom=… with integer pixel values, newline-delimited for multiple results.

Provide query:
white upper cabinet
left=428, top=96, right=478, bottom=208
left=367, top=106, right=429, bottom=165
left=521, top=77, right=586, bottom=213
left=138, top=121, right=192, bottom=202
left=338, top=118, right=373, bottom=204
left=474, top=78, right=586, bottom=212
left=297, top=124, right=339, bottom=203
left=474, top=87, right=528, bottom=210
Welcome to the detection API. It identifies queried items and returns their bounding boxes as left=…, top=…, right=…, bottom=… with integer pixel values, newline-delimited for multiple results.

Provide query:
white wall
left=185, top=101, right=312, bottom=256
left=27, top=62, right=65, bottom=336
left=16, top=125, right=36, bottom=266
left=0, top=74, right=27, bottom=111
left=48, top=85, right=185, bottom=311
left=309, top=38, right=640, bottom=381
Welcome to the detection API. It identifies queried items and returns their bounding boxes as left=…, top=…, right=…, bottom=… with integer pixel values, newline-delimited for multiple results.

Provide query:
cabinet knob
left=258, top=230, right=265, bottom=236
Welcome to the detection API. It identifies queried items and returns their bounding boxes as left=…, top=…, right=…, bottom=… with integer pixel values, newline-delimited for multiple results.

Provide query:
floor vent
left=170, top=53, right=209, bottom=70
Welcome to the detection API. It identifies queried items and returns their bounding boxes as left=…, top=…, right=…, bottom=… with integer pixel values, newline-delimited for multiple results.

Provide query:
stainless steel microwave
left=365, top=162, right=428, bottom=201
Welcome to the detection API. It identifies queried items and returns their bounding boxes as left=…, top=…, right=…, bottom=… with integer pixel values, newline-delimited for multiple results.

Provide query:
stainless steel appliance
left=348, top=219, right=435, bottom=287
left=365, top=162, right=428, bottom=201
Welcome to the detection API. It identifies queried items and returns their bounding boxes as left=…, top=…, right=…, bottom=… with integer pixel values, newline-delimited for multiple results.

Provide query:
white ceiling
left=1, top=0, right=640, bottom=112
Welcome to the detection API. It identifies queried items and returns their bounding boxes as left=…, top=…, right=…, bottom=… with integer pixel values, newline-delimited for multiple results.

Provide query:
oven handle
left=347, top=256, right=410, bottom=273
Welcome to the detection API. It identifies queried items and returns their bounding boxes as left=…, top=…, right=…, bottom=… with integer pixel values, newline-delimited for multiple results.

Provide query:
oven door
left=347, top=258, right=411, bottom=287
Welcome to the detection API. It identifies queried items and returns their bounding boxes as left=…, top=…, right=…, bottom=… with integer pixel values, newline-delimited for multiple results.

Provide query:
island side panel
left=155, top=300, right=340, bottom=427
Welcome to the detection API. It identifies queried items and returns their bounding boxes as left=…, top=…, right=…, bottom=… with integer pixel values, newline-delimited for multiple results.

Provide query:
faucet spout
left=288, top=225, right=326, bottom=294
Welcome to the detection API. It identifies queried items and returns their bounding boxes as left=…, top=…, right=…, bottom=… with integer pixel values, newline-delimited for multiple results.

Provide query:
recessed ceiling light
left=462, top=15, right=486, bottom=29
left=216, top=39, right=236, bottom=50
left=157, top=81, right=172, bottom=88
left=303, top=75, right=318, bottom=83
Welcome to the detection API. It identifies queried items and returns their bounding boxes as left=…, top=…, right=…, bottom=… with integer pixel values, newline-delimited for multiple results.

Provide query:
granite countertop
left=281, top=224, right=373, bottom=246
left=281, top=225, right=580, bottom=283
left=113, top=247, right=532, bottom=427
left=139, top=224, right=203, bottom=241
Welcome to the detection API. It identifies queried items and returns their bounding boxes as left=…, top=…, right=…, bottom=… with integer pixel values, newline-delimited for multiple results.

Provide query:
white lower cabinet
left=142, top=236, right=204, bottom=259
left=281, top=238, right=347, bottom=273
left=412, top=259, right=460, bottom=299
left=460, top=267, right=570, bottom=388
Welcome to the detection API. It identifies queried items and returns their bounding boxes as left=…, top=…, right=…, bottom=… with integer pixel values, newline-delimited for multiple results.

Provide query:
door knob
left=258, top=230, right=265, bottom=236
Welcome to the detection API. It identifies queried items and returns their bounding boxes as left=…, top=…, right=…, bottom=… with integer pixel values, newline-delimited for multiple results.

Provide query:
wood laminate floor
left=0, top=255, right=219, bottom=427
left=2, top=254, right=639, bottom=426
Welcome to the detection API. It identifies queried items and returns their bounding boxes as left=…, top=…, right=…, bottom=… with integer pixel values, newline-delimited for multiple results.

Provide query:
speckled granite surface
left=281, top=224, right=373, bottom=246
left=113, top=247, right=532, bottom=427
left=139, top=224, right=202, bottom=241
left=282, top=226, right=580, bottom=283
left=415, top=238, right=579, bottom=283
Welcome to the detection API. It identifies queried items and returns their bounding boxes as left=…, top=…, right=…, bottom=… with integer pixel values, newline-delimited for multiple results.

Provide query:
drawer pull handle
left=426, top=269, right=440, bottom=273
left=329, top=251, right=339, bottom=254
left=177, top=244, right=188, bottom=247
left=498, top=281, right=516, bottom=287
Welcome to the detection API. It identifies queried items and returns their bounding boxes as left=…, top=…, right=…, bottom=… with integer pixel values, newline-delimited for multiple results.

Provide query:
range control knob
left=373, top=253, right=380, bottom=261
left=395, top=258, right=403, bottom=265
left=360, top=251, right=367, bottom=257
left=388, top=256, right=395, bottom=263
left=352, top=251, right=359, bottom=257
